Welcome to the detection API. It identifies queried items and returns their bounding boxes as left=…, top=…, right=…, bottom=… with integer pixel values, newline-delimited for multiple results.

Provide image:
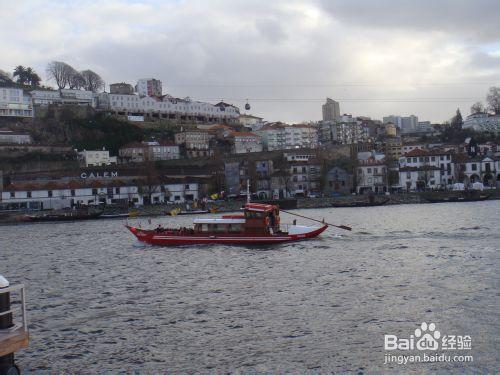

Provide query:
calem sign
left=80, top=171, right=118, bottom=179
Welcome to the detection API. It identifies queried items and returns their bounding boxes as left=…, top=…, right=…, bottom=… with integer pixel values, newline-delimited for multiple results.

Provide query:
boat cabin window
left=213, top=224, right=226, bottom=233
left=228, top=224, right=242, bottom=232
left=201, top=224, right=209, bottom=232
left=245, top=211, right=265, bottom=219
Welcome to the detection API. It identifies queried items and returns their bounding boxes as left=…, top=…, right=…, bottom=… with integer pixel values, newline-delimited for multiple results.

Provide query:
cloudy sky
left=1, top=0, right=499, bottom=123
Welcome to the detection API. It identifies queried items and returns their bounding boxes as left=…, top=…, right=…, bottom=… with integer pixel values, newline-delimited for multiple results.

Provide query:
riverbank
left=1, top=190, right=498, bottom=224
left=111, top=190, right=500, bottom=217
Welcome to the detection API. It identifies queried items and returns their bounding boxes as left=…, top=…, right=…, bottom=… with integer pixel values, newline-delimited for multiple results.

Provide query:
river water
left=1, top=201, right=499, bottom=373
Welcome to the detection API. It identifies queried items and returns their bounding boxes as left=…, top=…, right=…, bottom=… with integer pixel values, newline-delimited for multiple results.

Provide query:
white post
left=246, top=178, right=250, bottom=204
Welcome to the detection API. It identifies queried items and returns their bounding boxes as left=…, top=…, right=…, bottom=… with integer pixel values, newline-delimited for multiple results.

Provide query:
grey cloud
left=320, top=0, right=500, bottom=42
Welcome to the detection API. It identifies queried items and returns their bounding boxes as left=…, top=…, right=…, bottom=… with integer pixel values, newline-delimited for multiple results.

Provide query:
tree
left=0, top=69, right=13, bottom=84
left=13, top=66, right=41, bottom=86
left=46, top=61, right=76, bottom=89
left=486, top=86, right=500, bottom=115
left=450, top=108, right=463, bottom=130
left=25, top=67, right=41, bottom=86
left=69, top=71, right=85, bottom=89
left=470, top=101, right=484, bottom=115
left=13, top=65, right=28, bottom=85
left=81, top=70, right=104, bottom=92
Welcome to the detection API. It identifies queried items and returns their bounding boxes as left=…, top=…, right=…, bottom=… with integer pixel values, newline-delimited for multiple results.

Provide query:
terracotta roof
left=259, top=124, right=285, bottom=131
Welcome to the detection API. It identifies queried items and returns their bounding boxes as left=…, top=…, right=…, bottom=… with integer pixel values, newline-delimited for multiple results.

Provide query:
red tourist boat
left=126, top=203, right=328, bottom=246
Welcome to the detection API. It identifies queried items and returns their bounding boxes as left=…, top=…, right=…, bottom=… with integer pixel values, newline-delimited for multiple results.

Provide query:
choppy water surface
left=2, top=202, right=499, bottom=373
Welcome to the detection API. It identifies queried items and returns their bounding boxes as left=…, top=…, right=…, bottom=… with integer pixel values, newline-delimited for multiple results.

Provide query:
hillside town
left=1, top=65, right=499, bottom=212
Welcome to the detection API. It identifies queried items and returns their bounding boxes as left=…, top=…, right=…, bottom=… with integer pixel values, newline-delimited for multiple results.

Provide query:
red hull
left=126, top=225, right=328, bottom=246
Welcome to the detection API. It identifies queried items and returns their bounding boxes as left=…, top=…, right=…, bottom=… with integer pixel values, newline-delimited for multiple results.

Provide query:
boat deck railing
left=0, top=283, right=29, bottom=357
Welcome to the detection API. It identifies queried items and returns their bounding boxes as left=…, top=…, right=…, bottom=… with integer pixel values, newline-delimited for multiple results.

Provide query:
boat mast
left=246, top=178, right=250, bottom=203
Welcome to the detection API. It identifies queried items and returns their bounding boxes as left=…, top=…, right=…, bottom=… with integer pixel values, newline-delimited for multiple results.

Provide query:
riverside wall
left=119, top=190, right=500, bottom=217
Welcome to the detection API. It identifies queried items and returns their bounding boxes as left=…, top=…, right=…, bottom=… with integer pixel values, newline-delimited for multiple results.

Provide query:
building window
left=48, top=190, right=53, bottom=197
left=27, top=191, right=32, bottom=198
left=407, top=172, right=411, bottom=179
left=374, top=168, right=378, bottom=174
left=406, top=158, right=411, bottom=163
left=367, top=168, right=372, bottom=173
left=115, top=187, right=120, bottom=194
left=10, top=191, right=15, bottom=198
left=471, top=164, right=477, bottom=171
left=71, top=190, right=75, bottom=197
left=185, top=184, right=190, bottom=189
left=413, top=158, right=417, bottom=163
left=92, top=188, right=98, bottom=195
left=431, top=157, right=435, bottom=162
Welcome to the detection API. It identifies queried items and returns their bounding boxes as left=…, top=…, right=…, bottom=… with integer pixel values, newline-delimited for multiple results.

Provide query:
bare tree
left=81, top=70, right=104, bottom=92
left=46, top=61, right=76, bottom=89
left=69, top=71, right=85, bottom=89
left=470, top=101, right=484, bottom=115
left=486, top=86, right=500, bottom=115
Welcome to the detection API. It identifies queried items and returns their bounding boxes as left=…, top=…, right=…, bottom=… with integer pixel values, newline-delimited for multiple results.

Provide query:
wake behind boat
left=127, top=203, right=327, bottom=246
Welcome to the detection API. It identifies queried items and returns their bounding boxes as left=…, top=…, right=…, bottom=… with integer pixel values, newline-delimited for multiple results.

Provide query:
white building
left=356, top=159, right=388, bottom=194
left=399, top=148, right=455, bottom=190
left=0, top=87, right=33, bottom=117
left=0, top=179, right=201, bottom=209
left=460, top=157, right=498, bottom=186
left=135, top=78, right=162, bottom=97
left=462, top=113, right=500, bottom=133
left=284, top=124, right=318, bottom=149
left=239, top=114, right=264, bottom=130
left=97, top=93, right=239, bottom=123
left=31, top=89, right=95, bottom=106
left=0, top=130, right=31, bottom=144
left=335, top=121, right=366, bottom=145
left=77, top=149, right=117, bottom=167
left=230, top=132, right=263, bottom=154
left=256, top=123, right=286, bottom=151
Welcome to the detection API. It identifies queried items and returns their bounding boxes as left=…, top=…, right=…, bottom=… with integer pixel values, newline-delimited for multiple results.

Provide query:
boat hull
left=331, top=199, right=389, bottom=208
left=127, top=225, right=328, bottom=246
left=423, top=193, right=491, bottom=203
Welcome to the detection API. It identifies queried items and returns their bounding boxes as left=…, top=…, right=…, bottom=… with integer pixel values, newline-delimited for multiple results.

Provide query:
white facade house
left=78, top=149, right=117, bottom=167
left=0, top=87, right=33, bottom=117
left=462, top=113, right=500, bottom=133
left=31, top=89, right=95, bottom=106
left=256, top=124, right=286, bottom=151
left=1, top=180, right=201, bottom=210
left=460, top=157, right=498, bottom=186
left=356, top=160, right=388, bottom=194
left=284, top=124, right=318, bottom=149
left=0, top=130, right=31, bottom=144
left=399, top=148, right=455, bottom=189
left=239, top=114, right=264, bottom=130
left=230, top=132, right=263, bottom=154
left=97, top=92, right=239, bottom=122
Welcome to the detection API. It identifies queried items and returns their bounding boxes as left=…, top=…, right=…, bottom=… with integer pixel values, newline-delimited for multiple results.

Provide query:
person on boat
left=156, top=224, right=164, bottom=233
